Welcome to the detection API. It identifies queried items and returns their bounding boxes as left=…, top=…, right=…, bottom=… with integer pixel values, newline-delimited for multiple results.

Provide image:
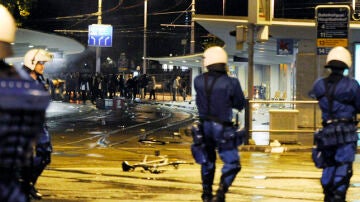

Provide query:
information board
left=88, top=24, right=113, bottom=47
left=353, top=0, right=360, bottom=20
left=315, top=5, right=350, bottom=55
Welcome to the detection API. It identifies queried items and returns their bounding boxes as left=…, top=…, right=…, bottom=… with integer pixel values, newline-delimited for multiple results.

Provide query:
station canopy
left=6, top=28, right=85, bottom=64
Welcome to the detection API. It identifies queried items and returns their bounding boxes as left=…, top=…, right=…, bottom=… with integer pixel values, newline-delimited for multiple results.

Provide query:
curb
left=239, top=145, right=312, bottom=152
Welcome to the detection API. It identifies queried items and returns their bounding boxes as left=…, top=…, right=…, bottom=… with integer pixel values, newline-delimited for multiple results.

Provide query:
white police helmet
left=325, top=46, right=352, bottom=69
left=203, top=46, right=228, bottom=67
left=0, top=4, right=16, bottom=59
left=24, top=49, right=53, bottom=70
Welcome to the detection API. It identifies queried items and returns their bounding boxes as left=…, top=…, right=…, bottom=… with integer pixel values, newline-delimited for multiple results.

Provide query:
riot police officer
left=22, top=48, right=53, bottom=200
left=309, top=46, right=360, bottom=202
left=0, top=5, right=50, bottom=202
left=193, top=46, right=245, bottom=202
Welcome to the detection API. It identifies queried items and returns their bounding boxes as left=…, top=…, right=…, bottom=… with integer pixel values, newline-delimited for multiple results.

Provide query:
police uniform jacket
left=309, top=74, right=360, bottom=122
left=194, top=71, right=245, bottom=123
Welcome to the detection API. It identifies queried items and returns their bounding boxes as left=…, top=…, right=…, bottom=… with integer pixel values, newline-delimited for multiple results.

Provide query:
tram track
left=51, top=103, right=197, bottom=153
left=103, top=105, right=196, bottom=147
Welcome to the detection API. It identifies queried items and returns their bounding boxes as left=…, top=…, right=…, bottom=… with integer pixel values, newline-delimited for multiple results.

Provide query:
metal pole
left=244, top=99, right=250, bottom=145
left=190, top=0, right=195, bottom=54
left=313, top=102, right=317, bottom=132
left=247, top=23, right=255, bottom=142
left=95, top=0, right=102, bottom=73
left=222, top=0, right=226, bottom=15
left=143, top=0, right=148, bottom=74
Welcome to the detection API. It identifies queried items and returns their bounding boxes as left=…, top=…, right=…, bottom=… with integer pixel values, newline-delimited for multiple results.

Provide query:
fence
left=148, top=72, right=191, bottom=102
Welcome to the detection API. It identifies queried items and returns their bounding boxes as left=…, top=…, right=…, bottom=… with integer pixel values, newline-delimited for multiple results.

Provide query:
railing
left=244, top=100, right=319, bottom=145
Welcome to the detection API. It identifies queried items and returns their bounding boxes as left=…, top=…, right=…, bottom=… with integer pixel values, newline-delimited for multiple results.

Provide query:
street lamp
left=143, top=0, right=147, bottom=74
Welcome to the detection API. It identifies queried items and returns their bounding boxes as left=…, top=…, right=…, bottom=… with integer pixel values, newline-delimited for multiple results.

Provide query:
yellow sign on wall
left=317, top=38, right=348, bottom=47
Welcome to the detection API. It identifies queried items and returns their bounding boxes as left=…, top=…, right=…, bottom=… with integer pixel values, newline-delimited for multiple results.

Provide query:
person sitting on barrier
left=309, top=46, right=360, bottom=202
left=193, top=46, right=245, bottom=202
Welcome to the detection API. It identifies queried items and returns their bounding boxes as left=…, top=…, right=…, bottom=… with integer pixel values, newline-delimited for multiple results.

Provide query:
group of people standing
left=61, top=72, right=159, bottom=104
left=63, top=72, right=124, bottom=104
left=54, top=72, right=189, bottom=104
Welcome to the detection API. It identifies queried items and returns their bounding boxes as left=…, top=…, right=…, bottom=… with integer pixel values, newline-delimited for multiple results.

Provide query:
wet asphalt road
left=37, top=102, right=360, bottom=202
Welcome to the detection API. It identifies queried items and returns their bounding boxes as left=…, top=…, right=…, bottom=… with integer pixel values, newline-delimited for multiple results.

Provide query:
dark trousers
left=149, top=89, right=156, bottom=99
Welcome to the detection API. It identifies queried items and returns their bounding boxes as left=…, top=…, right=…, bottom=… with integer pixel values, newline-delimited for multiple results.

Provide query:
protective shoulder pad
left=0, top=78, right=50, bottom=111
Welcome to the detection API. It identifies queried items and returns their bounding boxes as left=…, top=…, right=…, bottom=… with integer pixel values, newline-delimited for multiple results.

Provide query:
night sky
left=23, top=0, right=199, bottom=61
left=20, top=0, right=355, bottom=69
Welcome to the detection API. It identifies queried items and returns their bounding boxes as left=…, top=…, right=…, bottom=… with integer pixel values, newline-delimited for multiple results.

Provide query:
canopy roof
left=6, top=28, right=84, bottom=64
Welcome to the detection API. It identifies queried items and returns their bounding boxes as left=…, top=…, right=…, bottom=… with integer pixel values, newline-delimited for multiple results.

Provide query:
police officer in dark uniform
left=309, top=46, right=360, bottom=202
left=0, top=5, right=50, bottom=202
left=22, top=48, right=53, bottom=200
left=194, top=46, right=245, bottom=202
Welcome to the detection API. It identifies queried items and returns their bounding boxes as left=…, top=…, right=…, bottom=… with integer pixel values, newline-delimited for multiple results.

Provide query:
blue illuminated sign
left=88, top=24, right=113, bottom=47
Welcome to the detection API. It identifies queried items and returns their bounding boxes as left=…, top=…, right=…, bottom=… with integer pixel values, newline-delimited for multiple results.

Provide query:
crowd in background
left=45, top=72, right=190, bottom=104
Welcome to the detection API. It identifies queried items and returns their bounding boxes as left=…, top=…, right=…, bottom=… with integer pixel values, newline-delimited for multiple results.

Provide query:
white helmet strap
left=31, top=49, right=41, bottom=65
